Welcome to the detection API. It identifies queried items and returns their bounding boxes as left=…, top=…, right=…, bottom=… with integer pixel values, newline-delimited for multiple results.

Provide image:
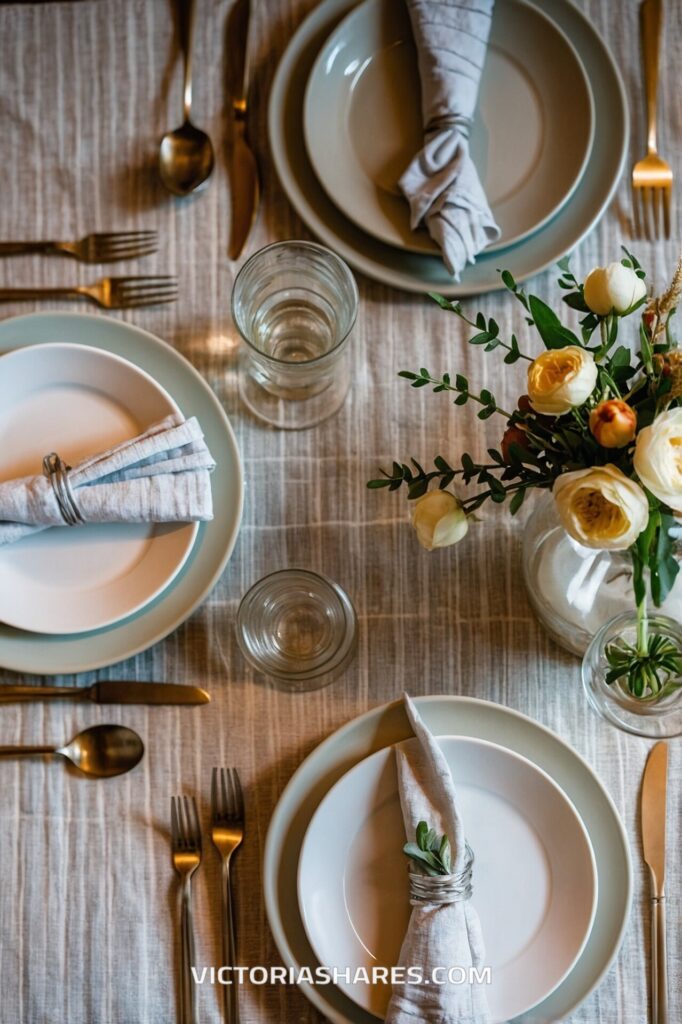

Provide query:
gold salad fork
left=171, top=796, right=202, bottom=1024
left=0, top=231, right=158, bottom=262
left=632, top=0, right=672, bottom=238
left=0, top=276, right=177, bottom=308
left=211, top=767, right=245, bottom=1024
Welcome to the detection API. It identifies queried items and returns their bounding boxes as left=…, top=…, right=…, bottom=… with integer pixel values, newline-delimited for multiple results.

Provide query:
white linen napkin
left=0, top=413, right=215, bottom=546
left=399, top=0, right=500, bottom=279
left=386, top=694, right=490, bottom=1024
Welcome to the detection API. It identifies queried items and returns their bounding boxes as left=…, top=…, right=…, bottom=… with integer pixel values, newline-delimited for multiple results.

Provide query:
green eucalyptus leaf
left=529, top=294, right=582, bottom=349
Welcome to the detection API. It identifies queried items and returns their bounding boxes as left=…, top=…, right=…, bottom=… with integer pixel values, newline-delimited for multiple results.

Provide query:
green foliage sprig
left=403, top=820, right=452, bottom=876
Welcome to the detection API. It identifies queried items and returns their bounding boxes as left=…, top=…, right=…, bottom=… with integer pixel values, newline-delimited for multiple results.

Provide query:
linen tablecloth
left=0, top=1, right=679, bottom=1021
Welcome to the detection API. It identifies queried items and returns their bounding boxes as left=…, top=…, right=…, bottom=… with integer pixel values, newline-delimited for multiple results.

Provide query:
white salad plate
left=304, top=0, right=594, bottom=257
left=298, top=736, right=597, bottom=1022
left=268, top=0, right=628, bottom=295
left=0, top=343, right=198, bottom=635
left=264, top=696, right=632, bottom=1024
left=0, top=313, right=243, bottom=673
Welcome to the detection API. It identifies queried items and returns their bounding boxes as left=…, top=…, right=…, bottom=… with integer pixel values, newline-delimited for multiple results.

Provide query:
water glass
left=231, top=241, right=358, bottom=429
left=235, top=569, right=357, bottom=691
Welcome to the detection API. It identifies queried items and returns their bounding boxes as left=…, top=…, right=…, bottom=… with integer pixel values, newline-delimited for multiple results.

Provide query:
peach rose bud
left=588, top=399, right=637, bottom=448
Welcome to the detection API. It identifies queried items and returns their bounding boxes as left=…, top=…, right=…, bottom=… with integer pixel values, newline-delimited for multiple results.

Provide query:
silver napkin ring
left=408, top=842, right=474, bottom=906
left=43, top=453, right=84, bottom=526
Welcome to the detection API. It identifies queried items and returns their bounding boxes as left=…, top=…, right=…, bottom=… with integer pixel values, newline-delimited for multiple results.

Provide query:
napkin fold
left=399, top=0, right=500, bottom=278
left=0, top=413, right=215, bottom=546
left=386, top=694, right=490, bottom=1024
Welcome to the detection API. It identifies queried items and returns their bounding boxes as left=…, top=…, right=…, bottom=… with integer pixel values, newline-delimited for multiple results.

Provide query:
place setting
left=0, top=0, right=679, bottom=1022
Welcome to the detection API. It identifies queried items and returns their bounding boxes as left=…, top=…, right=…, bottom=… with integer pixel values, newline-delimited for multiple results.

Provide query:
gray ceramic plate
left=304, top=0, right=594, bottom=256
left=263, top=695, right=632, bottom=1024
left=268, top=0, right=628, bottom=295
left=0, top=313, right=243, bottom=674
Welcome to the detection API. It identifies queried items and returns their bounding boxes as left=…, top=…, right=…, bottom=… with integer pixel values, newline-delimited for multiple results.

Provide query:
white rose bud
left=411, top=490, right=468, bottom=551
left=553, top=464, right=649, bottom=550
left=633, top=407, right=682, bottom=513
left=527, top=346, right=598, bottom=416
left=583, top=262, right=647, bottom=316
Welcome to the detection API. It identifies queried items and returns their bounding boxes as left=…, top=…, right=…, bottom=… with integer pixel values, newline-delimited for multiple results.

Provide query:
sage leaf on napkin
left=404, top=819, right=452, bottom=876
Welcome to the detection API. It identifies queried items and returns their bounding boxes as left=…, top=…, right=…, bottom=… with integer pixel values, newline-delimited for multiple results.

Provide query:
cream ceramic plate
left=304, top=0, right=594, bottom=257
left=0, top=343, right=198, bottom=634
left=264, top=695, right=632, bottom=1024
left=268, top=0, right=628, bottom=296
left=298, top=736, right=597, bottom=1022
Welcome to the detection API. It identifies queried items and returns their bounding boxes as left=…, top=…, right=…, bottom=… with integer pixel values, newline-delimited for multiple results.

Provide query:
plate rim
left=297, top=732, right=599, bottom=1022
left=268, top=0, right=629, bottom=296
left=0, top=340, right=199, bottom=635
left=0, top=311, right=244, bottom=674
left=303, top=0, right=596, bottom=258
left=263, top=694, right=632, bottom=1024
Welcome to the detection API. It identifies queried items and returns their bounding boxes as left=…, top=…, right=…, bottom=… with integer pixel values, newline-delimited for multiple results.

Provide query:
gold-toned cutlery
left=226, top=0, right=259, bottom=260
left=632, top=0, right=672, bottom=239
left=0, top=276, right=178, bottom=309
left=0, top=231, right=158, bottom=263
left=0, top=681, right=210, bottom=705
left=0, top=724, right=144, bottom=778
left=160, top=0, right=215, bottom=197
left=641, top=741, right=669, bottom=1024
left=211, top=767, right=244, bottom=1024
left=171, top=795, right=202, bottom=1024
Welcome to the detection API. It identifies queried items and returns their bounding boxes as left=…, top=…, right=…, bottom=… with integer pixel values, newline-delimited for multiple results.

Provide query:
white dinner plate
left=304, top=0, right=594, bottom=257
left=268, top=0, right=628, bottom=296
left=0, top=343, right=198, bottom=635
left=264, top=696, right=632, bottom=1024
left=298, top=736, right=597, bottom=1022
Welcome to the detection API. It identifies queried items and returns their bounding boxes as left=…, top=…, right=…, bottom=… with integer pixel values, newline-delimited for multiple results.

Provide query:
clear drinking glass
left=231, top=241, right=359, bottom=429
left=235, top=569, right=358, bottom=691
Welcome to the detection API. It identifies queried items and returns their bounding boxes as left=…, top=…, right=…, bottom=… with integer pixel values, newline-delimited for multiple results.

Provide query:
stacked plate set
left=0, top=314, right=243, bottom=676
left=264, top=695, right=632, bottom=1024
left=269, top=0, right=629, bottom=295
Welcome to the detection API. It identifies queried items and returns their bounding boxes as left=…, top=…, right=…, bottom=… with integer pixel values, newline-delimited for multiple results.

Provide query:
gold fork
left=171, top=796, right=202, bottom=1024
left=210, top=767, right=244, bottom=1024
left=632, top=0, right=672, bottom=239
left=0, top=276, right=177, bottom=309
left=0, top=231, right=158, bottom=262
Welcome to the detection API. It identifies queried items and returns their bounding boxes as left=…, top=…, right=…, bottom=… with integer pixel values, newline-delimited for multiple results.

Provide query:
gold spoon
left=159, top=0, right=215, bottom=197
left=0, top=724, right=144, bottom=778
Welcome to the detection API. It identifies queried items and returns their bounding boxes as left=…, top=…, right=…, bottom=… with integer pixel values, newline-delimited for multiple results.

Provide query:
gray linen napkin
left=0, top=413, right=215, bottom=545
left=386, top=694, right=490, bottom=1024
left=399, top=0, right=500, bottom=278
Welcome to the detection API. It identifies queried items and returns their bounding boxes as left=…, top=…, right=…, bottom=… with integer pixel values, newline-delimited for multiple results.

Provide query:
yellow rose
left=583, top=262, right=647, bottom=316
left=527, top=346, right=598, bottom=415
left=411, top=490, right=468, bottom=551
left=553, top=465, right=649, bottom=550
left=633, top=407, right=682, bottom=513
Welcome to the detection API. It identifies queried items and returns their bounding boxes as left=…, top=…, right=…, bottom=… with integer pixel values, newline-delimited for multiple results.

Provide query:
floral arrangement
left=369, top=251, right=682, bottom=700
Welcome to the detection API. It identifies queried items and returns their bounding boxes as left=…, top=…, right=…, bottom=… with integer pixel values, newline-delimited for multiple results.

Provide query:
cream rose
left=527, top=346, right=598, bottom=415
left=633, top=407, right=682, bottom=513
left=553, top=465, right=649, bottom=550
left=583, top=262, right=647, bottom=316
left=411, top=490, right=468, bottom=551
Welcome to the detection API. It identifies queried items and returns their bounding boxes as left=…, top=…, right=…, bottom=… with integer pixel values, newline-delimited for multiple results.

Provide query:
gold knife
left=226, top=0, right=260, bottom=259
left=642, top=741, right=669, bottom=1024
left=0, top=681, right=210, bottom=705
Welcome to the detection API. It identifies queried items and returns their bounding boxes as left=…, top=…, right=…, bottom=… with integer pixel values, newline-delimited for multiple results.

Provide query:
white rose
left=583, top=262, right=647, bottom=316
left=553, top=464, right=649, bottom=550
left=633, top=407, right=682, bottom=513
left=527, top=346, right=598, bottom=415
left=411, top=490, right=468, bottom=551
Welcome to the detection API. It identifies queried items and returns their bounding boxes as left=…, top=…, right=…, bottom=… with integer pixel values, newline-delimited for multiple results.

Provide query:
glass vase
left=522, top=492, right=682, bottom=656
left=582, top=612, right=682, bottom=737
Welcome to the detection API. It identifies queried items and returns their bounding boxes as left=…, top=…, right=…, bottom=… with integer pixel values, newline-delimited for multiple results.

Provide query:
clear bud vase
left=522, top=492, right=682, bottom=656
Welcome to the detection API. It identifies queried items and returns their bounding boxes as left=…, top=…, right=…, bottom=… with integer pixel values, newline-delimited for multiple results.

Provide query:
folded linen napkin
left=399, top=0, right=500, bottom=279
left=0, top=413, right=215, bottom=546
left=386, top=694, right=490, bottom=1024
